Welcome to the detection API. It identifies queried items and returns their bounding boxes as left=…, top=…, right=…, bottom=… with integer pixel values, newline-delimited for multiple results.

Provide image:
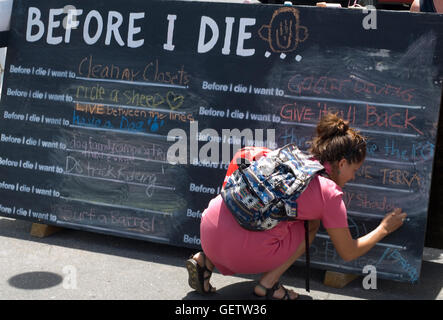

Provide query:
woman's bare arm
left=326, top=208, right=407, bottom=262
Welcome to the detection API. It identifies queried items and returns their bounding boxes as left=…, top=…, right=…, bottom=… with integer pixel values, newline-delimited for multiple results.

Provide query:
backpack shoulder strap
left=222, top=147, right=271, bottom=189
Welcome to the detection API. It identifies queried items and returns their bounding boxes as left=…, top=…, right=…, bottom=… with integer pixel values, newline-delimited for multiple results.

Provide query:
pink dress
left=200, top=169, right=348, bottom=275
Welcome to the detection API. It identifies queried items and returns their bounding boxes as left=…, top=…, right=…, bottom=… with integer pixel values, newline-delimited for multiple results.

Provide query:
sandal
left=253, top=282, right=299, bottom=300
left=185, top=252, right=215, bottom=294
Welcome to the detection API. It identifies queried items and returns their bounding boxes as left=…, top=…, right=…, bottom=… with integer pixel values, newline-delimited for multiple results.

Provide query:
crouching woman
left=186, top=113, right=407, bottom=300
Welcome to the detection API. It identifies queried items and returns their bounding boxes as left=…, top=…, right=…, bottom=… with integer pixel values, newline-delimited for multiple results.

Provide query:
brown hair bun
left=316, top=114, right=349, bottom=140
left=309, top=113, right=366, bottom=164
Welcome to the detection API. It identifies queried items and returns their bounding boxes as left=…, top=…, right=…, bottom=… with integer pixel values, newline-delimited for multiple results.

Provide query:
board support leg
left=30, top=223, right=62, bottom=238
left=323, top=270, right=359, bottom=289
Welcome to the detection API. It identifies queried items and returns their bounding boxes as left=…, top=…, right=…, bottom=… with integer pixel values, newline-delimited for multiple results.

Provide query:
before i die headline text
left=26, top=6, right=257, bottom=56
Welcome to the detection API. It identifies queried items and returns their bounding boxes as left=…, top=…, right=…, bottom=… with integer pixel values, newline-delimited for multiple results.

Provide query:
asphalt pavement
left=0, top=216, right=442, bottom=301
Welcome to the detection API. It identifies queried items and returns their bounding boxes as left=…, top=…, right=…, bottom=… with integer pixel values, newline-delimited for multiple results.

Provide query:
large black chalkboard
left=1, top=0, right=442, bottom=283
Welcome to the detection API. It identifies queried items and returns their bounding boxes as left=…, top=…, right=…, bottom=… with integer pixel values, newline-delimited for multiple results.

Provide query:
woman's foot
left=193, top=252, right=216, bottom=293
left=253, top=282, right=299, bottom=300
left=186, top=252, right=216, bottom=293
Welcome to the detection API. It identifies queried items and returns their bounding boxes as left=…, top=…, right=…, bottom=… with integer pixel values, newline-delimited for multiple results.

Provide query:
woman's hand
left=380, top=208, right=407, bottom=234
left=327, top=208, right=408, bottom=262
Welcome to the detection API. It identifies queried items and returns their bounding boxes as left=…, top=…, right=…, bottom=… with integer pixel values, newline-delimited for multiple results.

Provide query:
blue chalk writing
left=383, top=138, right=434, bottom=162
left=72, top=110, right=164, bottom=134
left=376, top=248, right=419, bottom=283
left=72, top=109, right=114, bottom=129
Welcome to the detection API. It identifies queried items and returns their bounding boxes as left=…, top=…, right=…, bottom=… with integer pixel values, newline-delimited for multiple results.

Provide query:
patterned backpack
left=221, top=143, right=325, bottom=231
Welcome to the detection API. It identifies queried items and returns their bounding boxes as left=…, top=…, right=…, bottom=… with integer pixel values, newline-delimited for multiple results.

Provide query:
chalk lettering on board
left=67, top=148, right=168, bottom=165
left=287, top=74, right=416, bottom=103
left=74, top=101, right=188, bottom=118
left=77, top=56, right=190, bottom=86
left=375, top=248, right=418, bottom=282
left=68, top=136, right=168, bottom=163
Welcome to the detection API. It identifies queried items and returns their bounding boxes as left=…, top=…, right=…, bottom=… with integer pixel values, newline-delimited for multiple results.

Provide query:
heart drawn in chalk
left=166, top=91, right=184, bottom=110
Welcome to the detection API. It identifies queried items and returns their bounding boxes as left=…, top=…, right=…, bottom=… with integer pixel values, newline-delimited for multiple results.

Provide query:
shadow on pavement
left=8, top=271, right=63, bottom=290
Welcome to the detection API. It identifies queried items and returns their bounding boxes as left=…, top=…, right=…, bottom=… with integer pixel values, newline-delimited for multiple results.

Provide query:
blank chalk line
left=357, top=128, right=419, bottom=138
left=296, top=259, right=406, bottom=279
left=372, top=242, right=407, bottom=251
left=315, top=233, right=407, bottom=250
left=280, top=121, right=316, bottom=127
left=69, top=124, right=170, bottom=139
left=63, top=172, right=176, bottom=191
left=295, top=148, right=416, bottom=166
left=59, top=196, right=173, bottom=216
left=364, top=157, right=417, bottom=166
left=345, top=182, right=413, bottom=193
left=56, top=220, right=170, bottom=243
left=73, top=99, right=187, bottom=115
left=347, top=210, right=411, bottom=223
left=279, top=121, right=419, bottom=138
left=283, top=94, right=424, bottom=110
left=347, top=210, right=412, bottom=223
left=347, top=210, right=383, bottom=219
left=347, top=210, right=385, bottom=219
left=66, top=148, right=169, bottom=165
left=75, top=76, right=188, bottom=90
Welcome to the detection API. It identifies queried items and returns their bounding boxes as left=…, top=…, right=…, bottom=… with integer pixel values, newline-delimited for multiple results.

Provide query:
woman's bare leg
left=191, top=251, right=216, bottom=292
left=190, top=220, right=320, bottom=296
left=254, top=220, right=320, bottom=299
